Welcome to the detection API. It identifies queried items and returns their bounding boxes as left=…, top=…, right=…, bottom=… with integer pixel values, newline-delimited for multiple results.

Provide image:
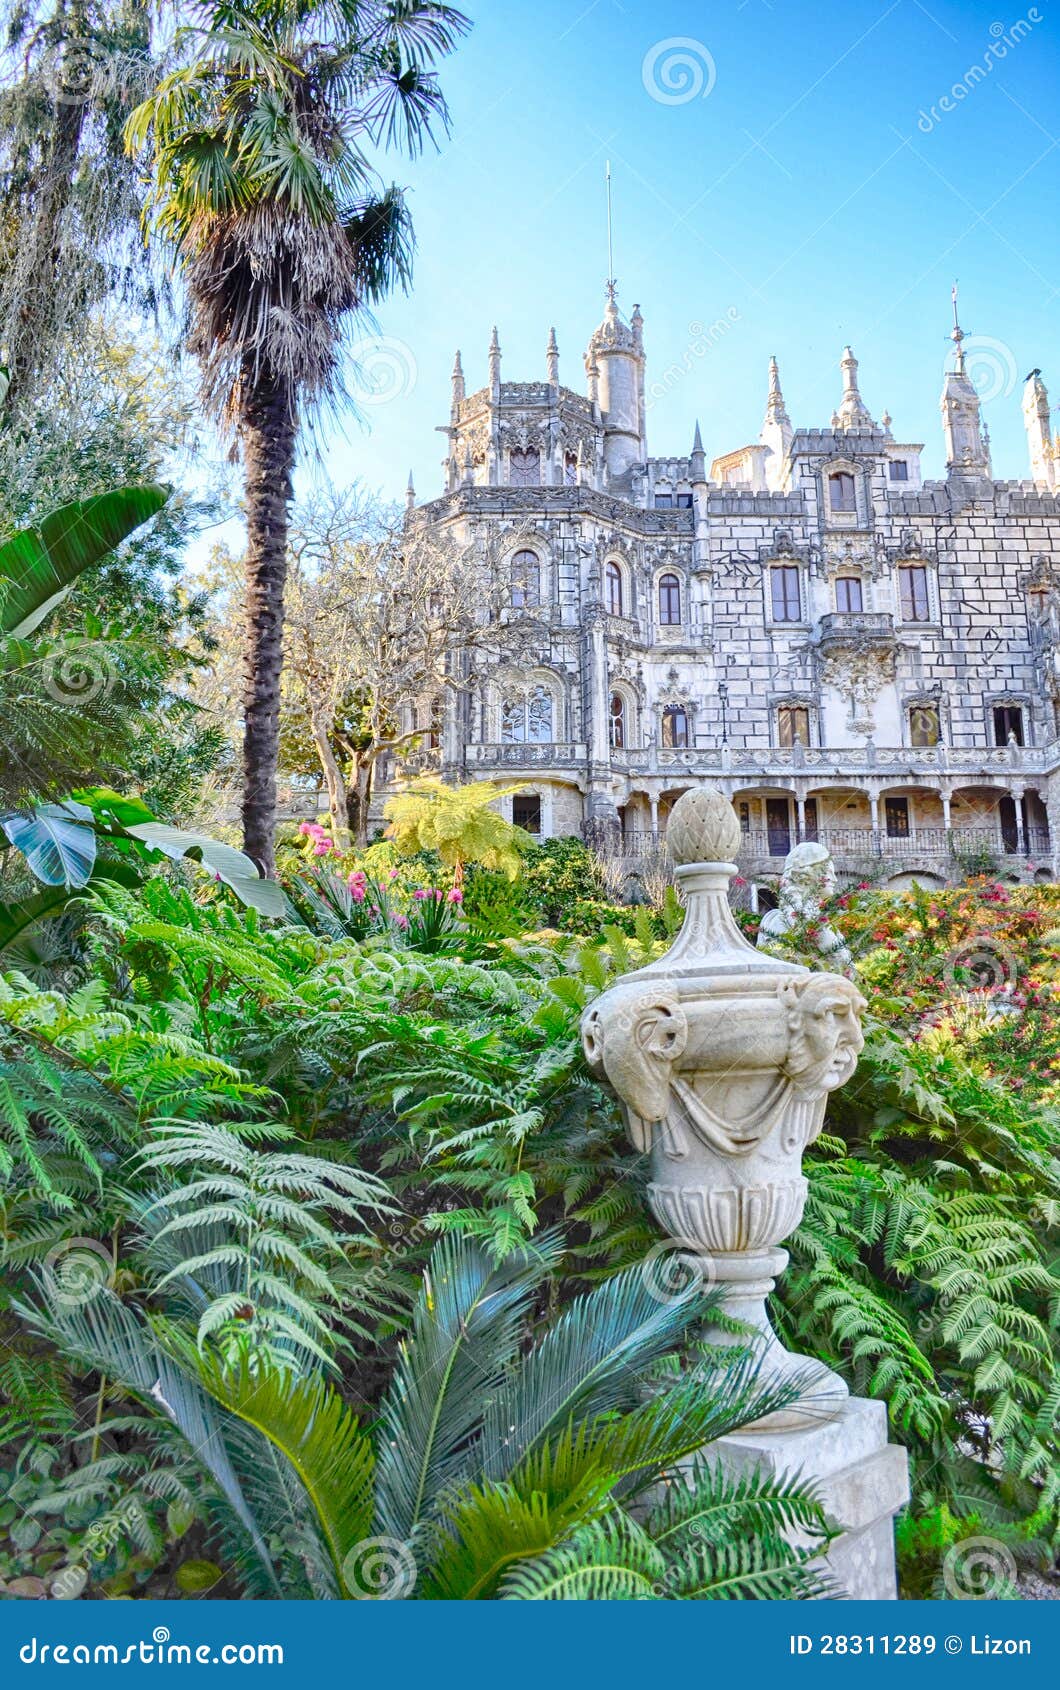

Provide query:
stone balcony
left=814, top=611, right=896, bottom=652
left=610, top=824, right=1052, bottom=876
left=608, top=742, right=1048, bottom=780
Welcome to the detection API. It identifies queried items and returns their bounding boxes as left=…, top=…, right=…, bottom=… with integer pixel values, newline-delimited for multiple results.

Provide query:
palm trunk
left=240, top=371, right=296, bottom=877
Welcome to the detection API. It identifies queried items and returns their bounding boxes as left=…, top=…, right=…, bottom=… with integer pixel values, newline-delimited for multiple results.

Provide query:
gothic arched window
left=510, top=448, right=540, bottom=487
left=609, top=692, right=626, bottom=750
left=829, top=471, right=857, bottom=512
left=501, top=686, right=554, bottom=745
left=511, top=549, right=540, bottom=610
left=606, top=561, right=623, bottom=617
left=564, top=451, right=578, bottom=485
left=661, top=705, right=689, bottom=749
left=658, top=573, right=682, bottom=625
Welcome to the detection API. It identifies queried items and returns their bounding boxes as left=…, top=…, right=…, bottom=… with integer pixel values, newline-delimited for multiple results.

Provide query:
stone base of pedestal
left=704, top=1397, right=909, bottom=1600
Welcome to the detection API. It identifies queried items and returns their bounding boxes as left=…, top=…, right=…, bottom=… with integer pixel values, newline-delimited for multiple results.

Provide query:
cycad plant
left=125, top=1, right=469, bottom=875
left=22, top=1233, right=835, bottom=1599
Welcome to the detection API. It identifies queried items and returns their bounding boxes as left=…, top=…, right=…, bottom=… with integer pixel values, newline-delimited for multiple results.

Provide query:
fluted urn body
left=581, top=787, right=866, bottom=1429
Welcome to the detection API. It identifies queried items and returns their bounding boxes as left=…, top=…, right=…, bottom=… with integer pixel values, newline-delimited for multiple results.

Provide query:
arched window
left=605, top=561, right=623, bottom=617
left=661, top=705, right=689, bottom=749
left=609, top=692, right=626, bottom=750
left=658, top=573, right=682, bottom=625
left=501, top=686, right=554, bottom=745
left=564, top=451, right=578, bottom=486
left=511, top=549, right=540, bottom=610
left=829, top=471, right=857, bottom=512
left=510, top=448, right=540, bottom=487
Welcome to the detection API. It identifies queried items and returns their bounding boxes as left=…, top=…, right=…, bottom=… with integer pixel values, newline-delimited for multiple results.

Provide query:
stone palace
left=402, top=287, right=1060, bottom=901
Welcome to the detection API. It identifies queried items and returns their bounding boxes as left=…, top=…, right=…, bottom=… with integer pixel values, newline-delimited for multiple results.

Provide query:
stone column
left=581, top=785, right=909, bottom=1598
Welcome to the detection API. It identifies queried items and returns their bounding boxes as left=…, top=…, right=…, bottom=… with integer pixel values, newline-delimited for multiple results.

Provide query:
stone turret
left=832, top=346, right=875, bottom=430
left=585, top=287, right=645, bottom=479
left=940, top=299, right=989, bottom=477
left=1024, top=370, right=1056, bottom=489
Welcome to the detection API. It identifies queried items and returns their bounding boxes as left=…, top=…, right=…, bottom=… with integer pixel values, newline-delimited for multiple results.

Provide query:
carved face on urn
left=781, top=974, right=866, bottom=1096
left=581, top=988, right=688, bottom=1134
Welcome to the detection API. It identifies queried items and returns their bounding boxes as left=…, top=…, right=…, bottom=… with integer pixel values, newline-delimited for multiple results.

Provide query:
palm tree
left=125, top=1, right=469, bottom=875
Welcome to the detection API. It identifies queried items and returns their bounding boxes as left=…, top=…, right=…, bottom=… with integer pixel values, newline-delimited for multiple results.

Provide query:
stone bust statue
left=757, top=840, right=851, bottom=967
left=581, top=786, right=866, bottom=1429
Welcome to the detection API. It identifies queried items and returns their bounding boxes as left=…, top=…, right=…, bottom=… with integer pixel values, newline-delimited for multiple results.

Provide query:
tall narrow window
left=993, top=704, right=1025, bottom=747
left=513, top=795, right=542, bottom=834
left=609, top=692, right=626, bottom=749
left=899, top=564, right=930, bottom=622
left=885, top=797, right=910, bottom=838
left=427, top=697, right=443, bottom=750
left=527, top=686, right=553, bottom=743
left=770, top=565, right=801, bottom=622
left=829, top=472, right=857, bottom=512
left=778, top=706, right=810, bottom=747
left=909, top=705, right=940, bottom=747
left=835, top=576, right=863, bottom=613
left=658, top=573, right=682, bottom=626
left=511, top=549, right=540, bottom=610
left=564, top=451, right=578, bottom=485
left=509, top=448, right=540, bottom=486
left=661, top=705, right=689, bottom=749
left=606, top=561, right=623, bottom=617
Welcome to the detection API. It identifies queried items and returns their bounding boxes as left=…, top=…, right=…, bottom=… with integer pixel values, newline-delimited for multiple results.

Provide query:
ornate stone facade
left=399, top=290, right=1060, bottom=897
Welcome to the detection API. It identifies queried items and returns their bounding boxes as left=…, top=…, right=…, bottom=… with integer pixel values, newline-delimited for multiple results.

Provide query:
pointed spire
left=546, top=326, right=559, bottom=386
left=834, top=345, right=874, bottom=429
left=488, top=326, right=501, bottom=397
left=690, top=419, right=706, bottom=484
left=950, top=281, right=965, bottom=374
left=940, top=291, right=989, bottom=477
left=764, top=355, right=790, bottom=426
left=450, top=349, right=465, bottom=414
left=405, top=469, right=415, bottom=511
left=586, top=350, right=599, bottom=408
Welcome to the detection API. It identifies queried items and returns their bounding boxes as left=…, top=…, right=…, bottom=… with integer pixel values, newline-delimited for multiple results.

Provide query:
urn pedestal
left=581, top=786, right=909, bottom=1597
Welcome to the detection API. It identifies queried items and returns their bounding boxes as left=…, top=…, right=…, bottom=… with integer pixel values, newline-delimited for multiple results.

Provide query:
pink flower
left=392, top=913, right=409, bottom=930
left=313, top=841, right=333, bottom=856
left=447, top=887, right=463, bottom=904
left=347, top=871, right=366, bottom=890
left=350, top=885, right=365, bottom=904
left=412, top=889, right=429, bottom=901
left=369, top=905, right=379, bottom=917
left=389, top=868, right=399, bottom=882
left=434, top=889, right=444, bottom=902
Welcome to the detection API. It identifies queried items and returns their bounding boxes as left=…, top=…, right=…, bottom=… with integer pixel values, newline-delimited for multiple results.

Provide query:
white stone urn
left=581, top=786, right=866, bottom=1430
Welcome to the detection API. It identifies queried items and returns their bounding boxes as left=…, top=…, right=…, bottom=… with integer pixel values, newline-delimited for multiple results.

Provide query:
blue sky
left=315, top=0, right=1060, bottom=503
